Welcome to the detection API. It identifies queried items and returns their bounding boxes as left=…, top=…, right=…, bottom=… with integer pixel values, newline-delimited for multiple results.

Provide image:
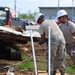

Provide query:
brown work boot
left=61, top=72, right=65, bottom=75
left=72, top=65, right=75, bottom=68
left=60, top=71, right=65, bottom=75
left=52, top=70, right=56, bottom=75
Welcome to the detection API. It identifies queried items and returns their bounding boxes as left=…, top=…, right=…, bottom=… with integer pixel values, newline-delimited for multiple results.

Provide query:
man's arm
left=39, top=33, right=46, bottom=45
left=73, top=32, right=75, bottom=37
left=73, top=32, right=75, bottom=45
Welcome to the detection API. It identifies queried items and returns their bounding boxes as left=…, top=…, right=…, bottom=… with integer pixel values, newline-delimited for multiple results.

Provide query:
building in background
left=39, top=7, right=75, bottom=21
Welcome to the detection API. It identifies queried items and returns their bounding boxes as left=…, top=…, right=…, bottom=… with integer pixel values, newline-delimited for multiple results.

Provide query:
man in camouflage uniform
left=57, top=10, right=75, bottom=67
left=35, top=13, right=66, bottom=75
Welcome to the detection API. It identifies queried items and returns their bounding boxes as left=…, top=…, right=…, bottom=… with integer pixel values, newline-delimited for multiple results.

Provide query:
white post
left=30, top=30, right=38, bottom=75
left=58, top=0, right=60, bottom=10
left=48, top=26, right=51, bottom=75
left=72, top=0, right=74, bottom=20
left=14, top=0, right=16, bottom=18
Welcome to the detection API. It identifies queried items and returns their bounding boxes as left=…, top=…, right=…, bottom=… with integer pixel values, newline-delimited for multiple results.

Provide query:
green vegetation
left=22, top=55, right=29, bottom=60
left=16, top=55, right=75, bottom=74
left=17, top=55, right=34, bottom=70
left=17, top=62, right=75, bottom=74
left=19, top=12, right=38, bottom=20
left=18, top=62, right=34, bottom=70
left=66, top=66, right=75, bottom=73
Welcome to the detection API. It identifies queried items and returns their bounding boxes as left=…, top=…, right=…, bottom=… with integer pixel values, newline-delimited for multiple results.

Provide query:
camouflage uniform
left=66, top=44, right=75, bottom=66
left=59, top=21, right=75, bottom=66
left=39, top=20, right=67, bottom=74
left=46, top=36, right=66, bottom=74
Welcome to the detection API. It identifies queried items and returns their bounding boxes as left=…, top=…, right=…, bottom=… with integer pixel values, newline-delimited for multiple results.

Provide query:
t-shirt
left=39, top=20, right=63, bottom=39
left=59, top=21, right=75, bottom=44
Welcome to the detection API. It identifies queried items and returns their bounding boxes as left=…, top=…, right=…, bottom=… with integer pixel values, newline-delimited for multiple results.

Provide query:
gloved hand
left=37, top=41, right=42, bottom=45
left=37, top=41, right=46, bottom=46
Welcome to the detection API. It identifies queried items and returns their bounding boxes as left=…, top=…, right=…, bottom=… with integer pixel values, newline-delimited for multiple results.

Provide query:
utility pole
left=14, top=0, right=16, bottom=18
left=72, top=0, right=74, bottom=20
left=58, top=0, right=60, bottom=10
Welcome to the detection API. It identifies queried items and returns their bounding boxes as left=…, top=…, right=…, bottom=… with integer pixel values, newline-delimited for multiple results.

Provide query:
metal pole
left=48, top=26, right=51, bottom=75
left=14, top=0, right=16, bottom=18
left=30, top=30, right=38, bottom=75
left=58, top=0, right=60, bottom=10
left=72, top=0, right=74, bottom=20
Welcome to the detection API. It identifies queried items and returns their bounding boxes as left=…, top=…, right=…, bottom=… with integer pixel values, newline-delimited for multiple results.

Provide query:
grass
left=17, top=55, right=34, bottom=70
left=18, top=62, right=34, bottom=70
left=17, top=62, right=75, bottom=74
left=22, top=55, right=29, bottom=60
left=66, top=66, right=75, bottom=74
left=16, top=55, right=75, bottom=74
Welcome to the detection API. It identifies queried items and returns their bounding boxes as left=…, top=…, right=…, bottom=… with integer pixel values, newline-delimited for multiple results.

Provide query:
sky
left=0, top=0, right=75, bottom=14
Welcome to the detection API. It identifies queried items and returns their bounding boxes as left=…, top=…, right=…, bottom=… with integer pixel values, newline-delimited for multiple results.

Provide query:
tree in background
left=19, top=11, right=38, bottom=20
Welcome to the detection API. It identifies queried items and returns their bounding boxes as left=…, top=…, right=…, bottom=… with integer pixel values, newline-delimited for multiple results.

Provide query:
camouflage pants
left=46, top=36, right=66, bottom=73
left=66, top=44, right=75, bottom=65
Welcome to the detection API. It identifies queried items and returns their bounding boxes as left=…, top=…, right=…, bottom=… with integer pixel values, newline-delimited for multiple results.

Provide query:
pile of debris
left=0, top=25, right=40, bottom=60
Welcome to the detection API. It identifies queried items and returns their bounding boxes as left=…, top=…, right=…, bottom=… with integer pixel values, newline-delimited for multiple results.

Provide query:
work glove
left=37, top=41, right=46, bottom=46
left=37, top=41, right=42, bottom=45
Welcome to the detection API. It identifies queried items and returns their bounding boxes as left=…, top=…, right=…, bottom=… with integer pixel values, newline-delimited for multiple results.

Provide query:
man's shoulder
left=44, top=19, right=56, bottom=24
left=45, top=19, right=54, bottom=21
left=68, top=21, right=75, bottom=24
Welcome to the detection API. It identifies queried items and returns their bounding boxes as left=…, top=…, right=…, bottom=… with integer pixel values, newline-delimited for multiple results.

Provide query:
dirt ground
left=0, top=41, right=74, bottom=75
